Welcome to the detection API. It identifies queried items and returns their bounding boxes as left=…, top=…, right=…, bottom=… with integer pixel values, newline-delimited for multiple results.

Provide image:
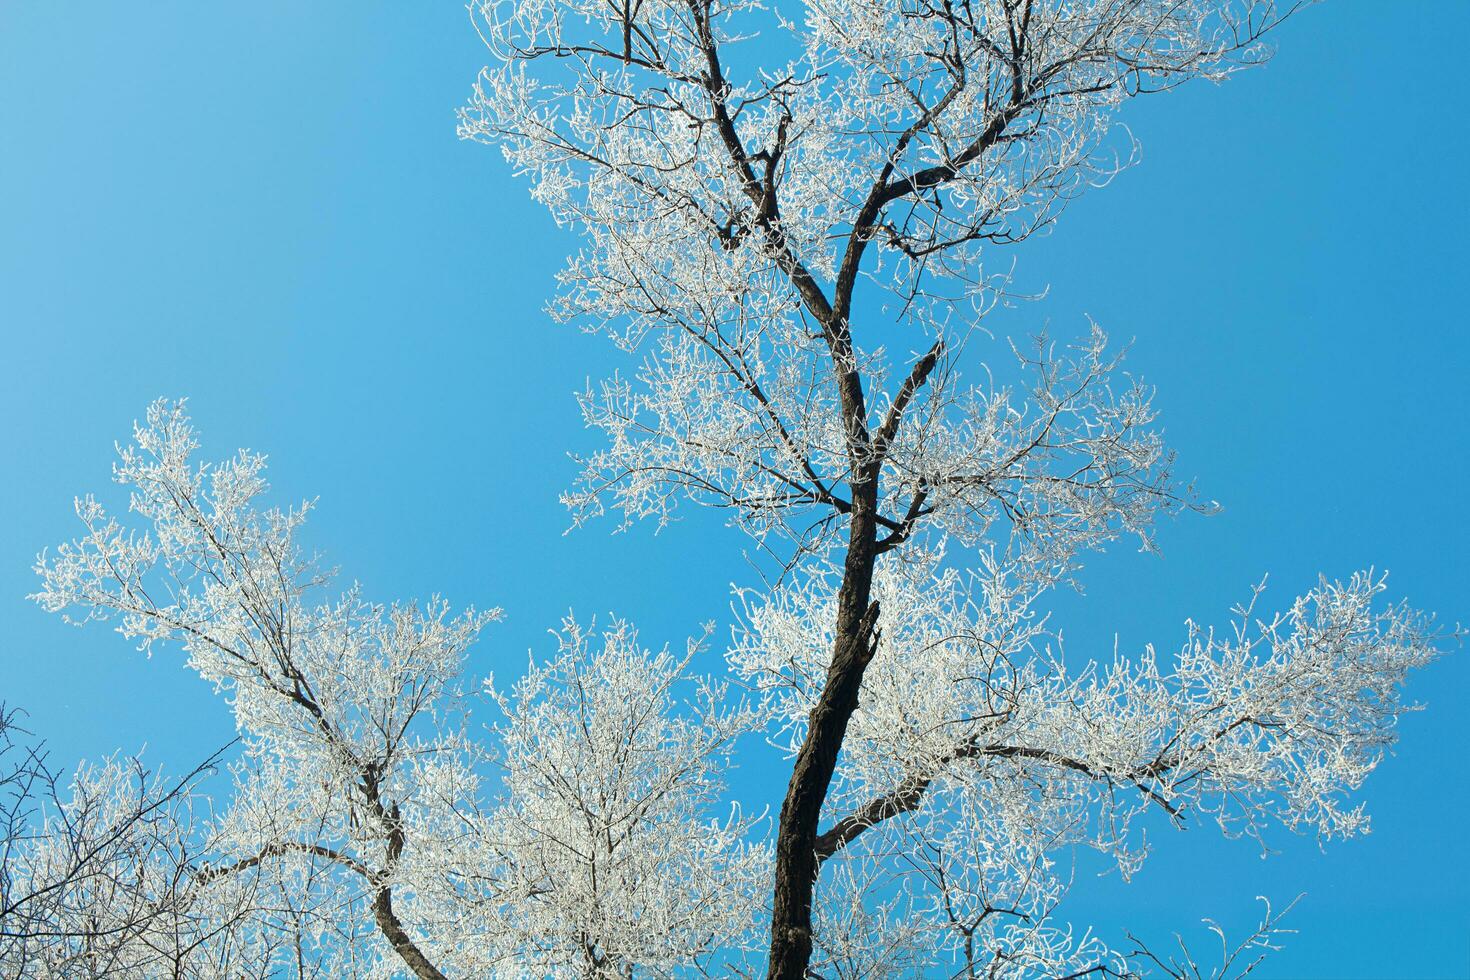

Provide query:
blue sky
left=1, top=3, right=1466, bottom=976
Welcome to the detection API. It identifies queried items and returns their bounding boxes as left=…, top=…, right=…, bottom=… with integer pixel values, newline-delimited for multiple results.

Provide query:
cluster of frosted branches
left=881, top=328, right=1183, bottom=574
left=480, top=619, right=764, bottom=976
left=0, top=713, right=248, bottom=978
left=569, top=319, right=1181, bottom=579
left=1124, top=895, right=1301, bottom=980
left=465, top=0, right=1292, bottom=319
left=730, top=551, right=1438, bottom=973
left=808, top=797, right=1128, bottom=978
left=462, top=0, right=1290, bottom=559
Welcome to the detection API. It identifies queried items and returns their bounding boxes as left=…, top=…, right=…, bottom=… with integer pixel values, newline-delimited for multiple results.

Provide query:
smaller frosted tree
left=29, top=400, right=499, bottom=976
left=27, top=401, right=761, bottom=979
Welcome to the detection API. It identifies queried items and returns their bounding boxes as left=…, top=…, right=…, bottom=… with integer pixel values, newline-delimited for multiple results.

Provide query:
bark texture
left=766, top=481, right=881, bottom=978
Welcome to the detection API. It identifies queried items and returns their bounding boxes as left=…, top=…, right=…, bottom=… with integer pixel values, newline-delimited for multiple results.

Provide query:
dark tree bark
left=373, top=884, right=447, bottom=980
left=766, top=474, right=882, bottom=978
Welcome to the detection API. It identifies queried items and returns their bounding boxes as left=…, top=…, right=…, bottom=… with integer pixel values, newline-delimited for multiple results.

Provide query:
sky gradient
left=2, top=3, right=1467, bottom=976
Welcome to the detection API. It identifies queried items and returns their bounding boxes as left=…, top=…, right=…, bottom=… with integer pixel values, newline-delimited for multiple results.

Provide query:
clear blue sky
left=1, top=3, right=1465, bottom=976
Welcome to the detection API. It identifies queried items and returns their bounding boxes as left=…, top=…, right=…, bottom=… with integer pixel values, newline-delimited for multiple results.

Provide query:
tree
left=0, top=707, right=247, bottom=977
left=458, top=0, right=1444, bottom=975
left=26, top=402, right=764, bottom=977
left=15, top=0, right=1451, bottom=977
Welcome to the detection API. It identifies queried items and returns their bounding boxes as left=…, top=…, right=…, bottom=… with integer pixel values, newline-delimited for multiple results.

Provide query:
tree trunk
left=766, top=481, right=881, bottom=978
left=373, top=885, right=449, bottom=980
left=368, top=793, right=448, bottom=980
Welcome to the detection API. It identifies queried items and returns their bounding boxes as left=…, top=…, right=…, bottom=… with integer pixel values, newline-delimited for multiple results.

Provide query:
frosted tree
left=26, top=402, right=493, bottom=976
left=17, top=1, right=1452, bottom=977
left=458, top=0, right=1447, bottom=975
left=28, top=403, right=761, bottom=978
